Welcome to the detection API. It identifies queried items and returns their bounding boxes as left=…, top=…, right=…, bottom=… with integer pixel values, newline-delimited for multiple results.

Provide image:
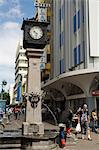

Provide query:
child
left=59, top=123, right=66, bottom=148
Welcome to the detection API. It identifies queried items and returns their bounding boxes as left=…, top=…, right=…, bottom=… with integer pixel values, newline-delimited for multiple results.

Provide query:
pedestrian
left=14, top=107, right=19, bottom=120
left=81, top=104, right=92, bottom=140
left=55, top=107, right=61, bottom=123
left=58, top=123, right=66, bottom=148
left=66, top=108, right=73, bottom=135
left=22, top=107, right=25, bottom=114
left=60, top=107, right=73, bottom=135
left=8, top=108, right=12, bottom=122
left=91, top=108, right=98, bottom=133
left=74, top=107, right=82, bottom=139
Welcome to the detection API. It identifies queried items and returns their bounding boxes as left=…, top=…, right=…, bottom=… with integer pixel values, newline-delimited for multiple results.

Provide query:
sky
left=0, top=0, right=36, bottom=91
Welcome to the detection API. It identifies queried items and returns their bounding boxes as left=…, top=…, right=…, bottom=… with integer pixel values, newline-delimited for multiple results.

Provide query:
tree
left=2, top=80, right=7, bottom=86
left=0, top=92, right=10, bottom=104
left=3, top=92, right=10, bottom=105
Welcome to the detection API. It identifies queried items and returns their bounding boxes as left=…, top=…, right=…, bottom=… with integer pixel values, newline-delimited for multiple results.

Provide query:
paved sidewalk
left=4, top=115, right=59, bottom=131
left=3, top=115, right=99, bottom=150
left=60, top=133, right=99, bottom=150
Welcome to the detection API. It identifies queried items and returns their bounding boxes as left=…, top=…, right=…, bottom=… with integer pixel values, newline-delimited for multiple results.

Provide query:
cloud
left=0, top=21, right=22, bottom=87
left=2, top=21, right=20, bottom=30
left=0, top=0, right=23, bottom=19
left=7, top=8, right=22, bottom=18
left=0, top=0, right=5, bottom=5
left=0, top=65, right=14, bottom=91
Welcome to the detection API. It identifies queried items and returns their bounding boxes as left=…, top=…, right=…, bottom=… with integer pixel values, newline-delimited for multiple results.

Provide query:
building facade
left=34, top=0, right=52, bottom=82
left=14, top=41, right=28, bottom=103
left=42, top=0, right=99, bottom=116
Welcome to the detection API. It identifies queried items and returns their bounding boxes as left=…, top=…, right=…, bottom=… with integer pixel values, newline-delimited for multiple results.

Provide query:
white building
left=42, top=0, right=99, bottom=115
left=9, top=84, right=14, bottom=104
left=14, top=40, right=28, bottom=103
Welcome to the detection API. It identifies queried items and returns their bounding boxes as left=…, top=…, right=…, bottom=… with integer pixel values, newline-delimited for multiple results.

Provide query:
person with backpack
left=81, top=104, right=92, bottom=140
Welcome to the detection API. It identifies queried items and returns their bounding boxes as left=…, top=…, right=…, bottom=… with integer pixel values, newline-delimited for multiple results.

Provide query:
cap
left=59, top=123, right=65, bottom=128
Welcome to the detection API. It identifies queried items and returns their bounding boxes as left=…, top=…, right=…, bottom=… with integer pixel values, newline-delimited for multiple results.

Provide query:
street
left=2, top=114, right=99, bottom=150
left=61, top=133, right=99, bottom=150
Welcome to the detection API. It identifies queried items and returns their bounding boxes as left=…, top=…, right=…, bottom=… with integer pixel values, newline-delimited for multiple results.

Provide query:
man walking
left=81, top=104, right=92, bottom=140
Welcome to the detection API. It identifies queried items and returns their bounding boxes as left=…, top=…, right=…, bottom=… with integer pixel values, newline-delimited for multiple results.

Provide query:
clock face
left=29, top=26, right=43, bottom=39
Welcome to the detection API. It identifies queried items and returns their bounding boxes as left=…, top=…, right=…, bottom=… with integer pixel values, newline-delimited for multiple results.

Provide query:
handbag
left=76, top=123, right=81, bottom=132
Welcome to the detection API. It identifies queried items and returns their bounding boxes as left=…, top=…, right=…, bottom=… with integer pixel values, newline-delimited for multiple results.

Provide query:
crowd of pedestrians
left=0, top=102, right=99, bottom=149
left=0, top=105, right=25, bottom=125
left=58, top=103, right=99, bottom=148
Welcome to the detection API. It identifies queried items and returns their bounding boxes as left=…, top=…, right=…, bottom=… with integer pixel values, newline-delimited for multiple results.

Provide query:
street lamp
left=0, top=80, right=7, bottom=100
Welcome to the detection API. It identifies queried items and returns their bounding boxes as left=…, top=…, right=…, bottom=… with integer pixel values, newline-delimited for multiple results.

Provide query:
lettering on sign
left=92, top=90, right=99, bottom=96
left=34, top=2, right=50, bottom=8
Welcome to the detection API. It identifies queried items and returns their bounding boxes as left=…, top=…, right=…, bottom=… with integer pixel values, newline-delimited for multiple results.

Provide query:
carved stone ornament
left=23, top=92, right=41, bottom=108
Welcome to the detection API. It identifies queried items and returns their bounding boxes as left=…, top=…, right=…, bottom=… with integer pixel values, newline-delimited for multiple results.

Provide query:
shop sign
left=34, top=1, right=50, bottom=8
left=38, top=7, right=47, bottom=22
left=92, top=90, right=99, bottom=96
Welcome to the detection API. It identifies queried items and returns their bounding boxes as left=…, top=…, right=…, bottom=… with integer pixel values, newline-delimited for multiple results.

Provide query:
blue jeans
left=81, top=121, right=88, bottom=135
left=92, top=120, right=97, bottom=133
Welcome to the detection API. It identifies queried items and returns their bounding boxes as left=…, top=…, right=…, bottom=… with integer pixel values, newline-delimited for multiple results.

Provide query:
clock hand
left=33, top=31, right=38, bottom=38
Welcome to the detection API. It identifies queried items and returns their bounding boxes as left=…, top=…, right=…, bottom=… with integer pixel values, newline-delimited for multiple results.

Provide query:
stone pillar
left=86, top=97, right=95, bottom=115
left=23, top=49, right=44, bottom=135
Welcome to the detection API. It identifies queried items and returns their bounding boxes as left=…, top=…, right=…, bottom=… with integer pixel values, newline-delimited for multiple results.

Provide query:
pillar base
left=22, top=122, right=44, bottom=135
left=21, top=131, right=58, bottom=150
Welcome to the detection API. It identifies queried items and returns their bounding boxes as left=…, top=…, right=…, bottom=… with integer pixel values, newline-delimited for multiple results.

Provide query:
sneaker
left=82, top=135, right=85, bottom=140
left=88, top=138, right=92, bottom=141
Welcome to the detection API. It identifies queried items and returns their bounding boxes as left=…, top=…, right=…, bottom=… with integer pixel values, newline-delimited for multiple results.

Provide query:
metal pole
left=1, top=83, right=3, bottom=100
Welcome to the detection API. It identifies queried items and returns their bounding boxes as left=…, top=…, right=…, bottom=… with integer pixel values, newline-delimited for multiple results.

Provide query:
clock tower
left=21, top=19, right=49, bottom=135
left=20, top=1, right=58, bottom=150
left=21, top=19, right=49, bottom=49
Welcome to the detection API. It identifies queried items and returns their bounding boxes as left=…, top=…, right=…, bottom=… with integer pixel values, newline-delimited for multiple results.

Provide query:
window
left=82, top=2, right=84, bottom=23
left=74, top=45, right=81, bottom=66
left=60, top=32, right=64, bottom=47
left=73, top=10, right=81, bottom=33
left=78, top=10, right=80, bottom=29
left=82, top=41, right=85, bottom=61
left=60, top=59, right=65, bottom=74
left=47, top=54, right=50, bottom=63
left=74, top=47, right=77, bottom=65
left=73, top=14, right=76, bottom=33
left=73, top=0, right=76, bottom=5
left=61, top=5, right=64, bottom=19
left=78, top=45, right=81, bottom=64
left=60, top=34, right=61, bottom=47
left=59, top=8, right=61, bottom=22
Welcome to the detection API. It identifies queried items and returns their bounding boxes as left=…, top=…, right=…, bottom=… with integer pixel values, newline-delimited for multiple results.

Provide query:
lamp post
left=0, top=80, right=7, bottom=100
